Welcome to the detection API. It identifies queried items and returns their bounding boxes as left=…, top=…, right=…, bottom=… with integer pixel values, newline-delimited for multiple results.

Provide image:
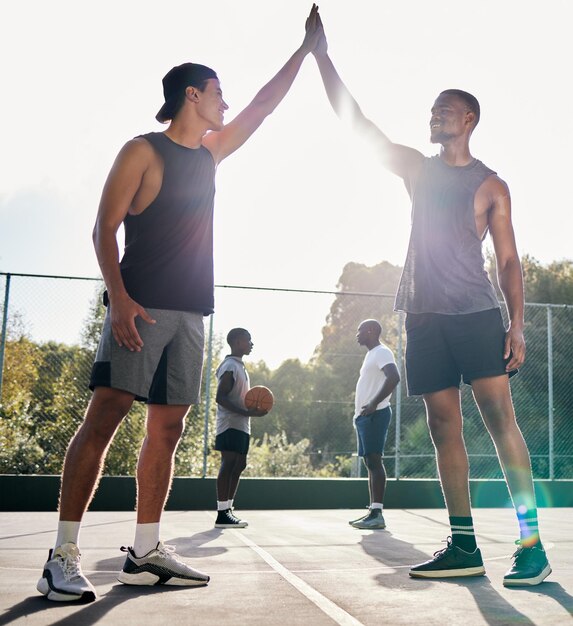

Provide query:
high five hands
left=302, top=4, right=325, bottom=55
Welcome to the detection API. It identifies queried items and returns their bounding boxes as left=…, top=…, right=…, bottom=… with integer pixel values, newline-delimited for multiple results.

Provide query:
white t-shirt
left=215, top=355, right=251, bottom=435
left=354, top=343, right=396, bottom=419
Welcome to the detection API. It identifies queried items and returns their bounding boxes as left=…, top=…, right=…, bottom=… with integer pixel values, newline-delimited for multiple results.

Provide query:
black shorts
left=214, top=428, right=250, bottom=455
left=405, top=308, right=517, bottom=396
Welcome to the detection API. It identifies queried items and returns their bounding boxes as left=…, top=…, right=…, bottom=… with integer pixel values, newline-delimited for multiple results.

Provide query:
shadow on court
left=0, top=526, right=219, bottom=626
left=0, top=509, right=571, bottom=626
left=359, top=530, right=569, bottom=626
left=0, top=584, right=206, bottom=626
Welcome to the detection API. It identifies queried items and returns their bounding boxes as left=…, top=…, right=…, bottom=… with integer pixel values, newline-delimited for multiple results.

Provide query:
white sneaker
left=36, top=542, right=96, bottom=602
left=117, top=542, right=210, bottom=586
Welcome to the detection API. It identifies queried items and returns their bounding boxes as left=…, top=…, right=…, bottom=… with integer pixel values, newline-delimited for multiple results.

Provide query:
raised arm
left=92, top=139, right=156, bottom=352
left=312, top=12, right=423, bottom=181
left=487, top=177, right=526, bottom=371
left=204, top=4, right=321, bottom=164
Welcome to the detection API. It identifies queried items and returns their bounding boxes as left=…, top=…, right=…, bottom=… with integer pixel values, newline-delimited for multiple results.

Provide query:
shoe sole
left=215, top=523, right=248, bottom=528
left=503, top=564, right=552, bottom=587
left=409, top=566, right=485, bottom=579
left=351, top=524, right=386, bottom=529
left=117, top=571, right=209, bottom=586
left=37, top=577, right=96, bottom=602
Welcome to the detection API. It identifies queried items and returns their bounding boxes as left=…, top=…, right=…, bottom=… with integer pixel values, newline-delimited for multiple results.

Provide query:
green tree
left=0, top=321, right=45, bottom=473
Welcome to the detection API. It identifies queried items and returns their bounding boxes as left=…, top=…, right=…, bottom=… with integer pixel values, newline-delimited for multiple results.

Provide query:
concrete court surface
left=0, top=508, right=571, bottom=626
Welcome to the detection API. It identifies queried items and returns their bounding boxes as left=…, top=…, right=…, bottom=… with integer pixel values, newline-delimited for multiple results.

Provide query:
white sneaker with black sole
left=117, top=542, right=210, bottom=586
left=37, top=542, right=97, bottom=602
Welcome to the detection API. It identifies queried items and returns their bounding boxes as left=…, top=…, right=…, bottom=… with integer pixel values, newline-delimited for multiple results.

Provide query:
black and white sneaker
left=215, top=509, right=248, bottom=528
left=37, top=543, right=96, bottom=602
left=409, top=537, right=485, bottom=579
left=117, top=542, right=209, bottom=586
left=503, top=541, right=551, bottom=586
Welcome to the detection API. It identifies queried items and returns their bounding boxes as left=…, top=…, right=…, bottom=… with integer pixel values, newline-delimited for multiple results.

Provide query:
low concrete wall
left=1, top=475, right=571, bottom=511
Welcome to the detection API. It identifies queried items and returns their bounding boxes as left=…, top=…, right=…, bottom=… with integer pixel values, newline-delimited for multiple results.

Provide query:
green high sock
left=517, top=508, right=540, bottom=547
left=450, top=516, right=477, bottom=553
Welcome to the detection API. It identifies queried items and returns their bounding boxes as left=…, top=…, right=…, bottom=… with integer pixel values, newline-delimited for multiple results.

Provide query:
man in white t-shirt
left=349, top=319, right=400, bottom=529
left=214, top=328, right=267, bottom=528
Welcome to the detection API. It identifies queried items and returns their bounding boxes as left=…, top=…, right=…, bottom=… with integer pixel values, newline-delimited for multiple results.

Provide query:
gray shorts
left=89, top=307, right=205, bottom=405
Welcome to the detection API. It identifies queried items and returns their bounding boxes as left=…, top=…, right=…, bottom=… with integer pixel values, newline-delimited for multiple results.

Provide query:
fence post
left=0, top=273, right=11, bottom=402
left=547, top=306, right=554, bottom=480
left=202, top=314, right=215, bottom=478
left=394, top=310, right=404, bottom=480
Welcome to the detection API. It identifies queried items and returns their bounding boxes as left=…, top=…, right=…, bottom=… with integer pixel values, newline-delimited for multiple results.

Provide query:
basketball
left=244, top=385, right=274, bottom=412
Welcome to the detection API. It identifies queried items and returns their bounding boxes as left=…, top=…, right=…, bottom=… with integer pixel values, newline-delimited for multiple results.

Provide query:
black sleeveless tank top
left=119, top=132, right=216, bottom=314
left=395, top=156, right=500, bottom=314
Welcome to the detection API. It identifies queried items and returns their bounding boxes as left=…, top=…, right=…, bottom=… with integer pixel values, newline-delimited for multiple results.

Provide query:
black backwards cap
left=156, top=62, right=218, bottom=123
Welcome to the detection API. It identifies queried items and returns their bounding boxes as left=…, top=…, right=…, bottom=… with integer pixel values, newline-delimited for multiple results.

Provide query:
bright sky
left=1, top=0, right=572, bottom=367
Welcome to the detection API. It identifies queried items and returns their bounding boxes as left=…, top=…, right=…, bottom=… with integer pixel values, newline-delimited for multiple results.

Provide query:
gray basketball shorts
left=89, top=307, right=205, bottom=405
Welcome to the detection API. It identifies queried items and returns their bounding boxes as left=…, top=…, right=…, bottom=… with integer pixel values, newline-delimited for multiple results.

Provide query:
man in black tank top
left=37, top=7, right=323, bottom=602
left=310, top=10, right=550, bottom=587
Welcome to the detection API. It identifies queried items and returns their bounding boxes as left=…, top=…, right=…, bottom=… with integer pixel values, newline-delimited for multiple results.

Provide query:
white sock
left=228, top=499, right=234, bottom=510
left=55, top=521, right=81, bottom=550
left=133, top=523, right=160, bottom=557
left=371, top=502, right=383, bottom=511
left=217, top=500, right=229, bottom=511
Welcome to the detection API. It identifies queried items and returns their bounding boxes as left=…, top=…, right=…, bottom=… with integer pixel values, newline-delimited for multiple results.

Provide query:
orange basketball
left=244, top=385, right=274, bottom=412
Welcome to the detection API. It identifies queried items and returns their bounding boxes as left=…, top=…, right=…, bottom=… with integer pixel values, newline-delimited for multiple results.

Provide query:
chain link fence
left=1, top=272, right=572, bottom=480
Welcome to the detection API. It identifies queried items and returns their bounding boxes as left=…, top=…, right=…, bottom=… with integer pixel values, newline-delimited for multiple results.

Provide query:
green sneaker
left=409, top=537, right=485, bottom=578
left=348, top=508, right=370, bottom=525
left=503, top=541, right=551, bottom=587
left=351, top=508, right=386, bottom=529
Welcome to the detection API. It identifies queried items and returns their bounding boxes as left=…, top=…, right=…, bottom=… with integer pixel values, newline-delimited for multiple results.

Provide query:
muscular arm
left=360, top=363, right=401, bottom=416
left=92, top=138, right=156, bottom=351
left=204, top=5, right=321, bottom=164
left=488, top=177, right=526, bottom=370
left=312, top=13, right=423, bottom=181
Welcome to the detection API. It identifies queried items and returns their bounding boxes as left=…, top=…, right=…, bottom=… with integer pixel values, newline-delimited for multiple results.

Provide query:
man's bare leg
left=227, top=452, right=247, bottom=503
left=423, top=387, right=471, bottom=517
left=37, top=387, right=134, bottom=602
left=136, top=403, right=189, bottom=525
left=472, top=376, right=538, bottom=535
left=472, top=374, right=551, bottom=585
left=364, top=452, right=386, bottom=504
left=215, top=451, right=248, bottom=528
left=59, top=387, right=134, bottom=522
left=113, top=403, right=210, bottom=586
left=409, top=386, right=483, bottom=578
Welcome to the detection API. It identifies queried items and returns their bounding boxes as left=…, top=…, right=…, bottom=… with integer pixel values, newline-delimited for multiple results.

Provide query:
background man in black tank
left=37, top=6, right=322, bottom=602
left=309, top=9, right=550, bottom=587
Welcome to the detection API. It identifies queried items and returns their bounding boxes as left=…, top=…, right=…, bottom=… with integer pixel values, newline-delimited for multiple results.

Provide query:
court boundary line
left=231, top=529, right=364, bottom=626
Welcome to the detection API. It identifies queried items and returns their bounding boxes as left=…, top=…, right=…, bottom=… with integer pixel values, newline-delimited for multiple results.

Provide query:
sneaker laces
left=56, top=547, right=82, bottom=581
left=510, top=539, right=539, bottom=565
left=156, top=543, right=185, bottom=564
left=432, top=536, right=454, bottom=558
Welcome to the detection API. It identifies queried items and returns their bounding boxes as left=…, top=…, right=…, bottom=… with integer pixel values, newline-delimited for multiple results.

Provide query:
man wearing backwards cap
left=37, top=5, right=321, bottom=603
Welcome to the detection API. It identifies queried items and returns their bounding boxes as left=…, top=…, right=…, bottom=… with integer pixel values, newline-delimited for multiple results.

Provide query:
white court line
left=232, top=530, right=365, bottom=626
